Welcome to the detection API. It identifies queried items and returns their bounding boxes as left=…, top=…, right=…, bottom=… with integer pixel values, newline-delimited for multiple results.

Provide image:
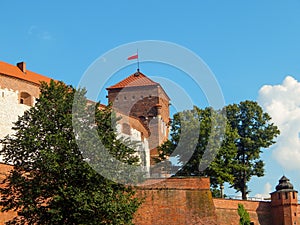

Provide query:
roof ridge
left=106, top=71, right=159, bottom=90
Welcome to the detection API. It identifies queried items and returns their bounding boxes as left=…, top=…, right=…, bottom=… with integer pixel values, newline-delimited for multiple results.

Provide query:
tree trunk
left=242, top=175, right=247, bottom=200
left=242, top=190, right=247, bottom=200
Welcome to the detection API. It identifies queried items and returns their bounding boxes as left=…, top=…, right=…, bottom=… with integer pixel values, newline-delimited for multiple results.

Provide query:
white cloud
left=254, top=182, right=272, bottom=199
left=258, top=76, right=300, bottom=170
left=27, top=25, right=53, bottom=41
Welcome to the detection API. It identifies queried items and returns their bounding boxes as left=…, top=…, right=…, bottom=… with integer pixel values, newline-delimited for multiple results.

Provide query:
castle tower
left=271, top=176, right=298, bottom=225
left=106, top=70, right=170, bottom=163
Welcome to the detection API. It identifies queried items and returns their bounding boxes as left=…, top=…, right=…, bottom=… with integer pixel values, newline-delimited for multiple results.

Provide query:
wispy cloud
left=27, top=25, right=54, bottom=41
left=258, top=76, right=300, bottom=170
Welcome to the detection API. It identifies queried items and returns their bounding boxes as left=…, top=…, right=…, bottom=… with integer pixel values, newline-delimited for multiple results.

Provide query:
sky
left=1, top=1, right=300, bottom=198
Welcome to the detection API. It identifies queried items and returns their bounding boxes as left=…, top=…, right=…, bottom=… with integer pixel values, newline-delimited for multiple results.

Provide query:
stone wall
left=0, top=75, right=40, bottom=161
left=0, top=88, right=30, bottom=138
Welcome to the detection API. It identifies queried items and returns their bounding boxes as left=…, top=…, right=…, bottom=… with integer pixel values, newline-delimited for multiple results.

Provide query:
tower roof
left=106, top=71, right=159, bottom=90
left=275, top=175, right=294, bottom=191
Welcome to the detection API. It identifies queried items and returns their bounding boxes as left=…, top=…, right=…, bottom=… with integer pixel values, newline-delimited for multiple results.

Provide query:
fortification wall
left=0, top=87, right=32, bottom=161
left=0, top=88, right=30, bottom=139
left=133, top=177, right=218, bottom=225
left=0, top=75, right=40, bottom=161
left=0, top=74, right=40, bottom=95
left=0, top=164, right=16, bottom=224
left=213, top=198, right=272, bottom=225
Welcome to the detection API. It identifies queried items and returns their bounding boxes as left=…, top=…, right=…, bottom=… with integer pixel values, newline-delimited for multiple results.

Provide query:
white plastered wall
left=0, top=88, right=31, bottom=161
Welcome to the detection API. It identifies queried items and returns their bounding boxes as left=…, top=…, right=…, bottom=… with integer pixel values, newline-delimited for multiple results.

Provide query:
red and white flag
left=127, top=53, right=138, bottom=60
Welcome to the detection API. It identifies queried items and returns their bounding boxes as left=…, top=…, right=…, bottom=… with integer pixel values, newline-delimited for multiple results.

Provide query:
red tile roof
left=106, top=71, right=159, bottom=90
left=0, top=61, right=52, bottom=85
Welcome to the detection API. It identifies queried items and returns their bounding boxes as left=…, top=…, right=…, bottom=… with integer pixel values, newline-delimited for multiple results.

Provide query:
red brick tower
left=106, top=70, right=170, bottom=162
left=271, top=176, right=298, bottom=225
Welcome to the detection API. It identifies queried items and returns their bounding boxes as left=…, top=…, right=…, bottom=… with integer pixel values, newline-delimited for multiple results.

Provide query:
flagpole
left=137, top=49, right=140, bottom=72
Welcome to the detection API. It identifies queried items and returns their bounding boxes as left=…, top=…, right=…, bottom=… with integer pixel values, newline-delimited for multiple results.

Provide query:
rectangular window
left=285, top=192, right=288, bottom=199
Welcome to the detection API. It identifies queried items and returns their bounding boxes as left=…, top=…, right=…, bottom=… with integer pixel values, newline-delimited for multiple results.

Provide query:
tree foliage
left=0, top=81, right=141, bottom=225
left=237, top=203, right=251, bottom=225
left=158, top=106, right=238, bottom=188
left=158, top=101, right=279, bottom=199
left=226, top=101, right=280, bottom=199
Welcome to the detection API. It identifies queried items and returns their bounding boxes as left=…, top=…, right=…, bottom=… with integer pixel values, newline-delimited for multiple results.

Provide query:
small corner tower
left=271, top=176, right=298, bottom=225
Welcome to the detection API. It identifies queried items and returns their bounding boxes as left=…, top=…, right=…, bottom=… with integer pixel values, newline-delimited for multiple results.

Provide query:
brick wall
left=0, top=164, right=17, bottom=225
left=213, top=198, right=272, bottom=225
left=1, top=168, right=298, bottom=225
left=133, top=177, right=218, bottom=225
left=0, top=74, right=40, bottom=98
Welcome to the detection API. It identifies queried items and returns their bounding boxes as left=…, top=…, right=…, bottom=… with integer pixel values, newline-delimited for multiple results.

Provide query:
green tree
left=0, top=81, right=141, bottom=225
left=158, top=106, right=238, bottom=190
left=226, top=100, right=280, bottom=200
left=158, top=101, right=279, bottom=198
left=237, top=203, right=251, bottom=225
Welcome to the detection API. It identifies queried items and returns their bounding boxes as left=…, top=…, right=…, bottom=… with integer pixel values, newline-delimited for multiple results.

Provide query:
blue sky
left=1, top=1, right=300, bottom=197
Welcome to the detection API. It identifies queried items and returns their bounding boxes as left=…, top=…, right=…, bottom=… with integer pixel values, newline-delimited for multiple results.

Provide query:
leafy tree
left=237, top=203, right=251, bottom=225
left=158, top=106, right=238, bottom=190
left=0, top=81, right=141, bottom=225
left=226, top=100, right=280, bottom=200
left=158, top=101, right=279, bottom=199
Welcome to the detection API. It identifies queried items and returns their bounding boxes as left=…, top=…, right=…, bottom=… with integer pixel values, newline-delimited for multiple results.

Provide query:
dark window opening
left=20, top=92, right=32, bottom=106
left=285, top=192, right=288, bottom=199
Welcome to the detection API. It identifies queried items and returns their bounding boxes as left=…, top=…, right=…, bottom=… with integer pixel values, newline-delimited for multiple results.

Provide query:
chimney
left=17, top=62, right=26, bottom=73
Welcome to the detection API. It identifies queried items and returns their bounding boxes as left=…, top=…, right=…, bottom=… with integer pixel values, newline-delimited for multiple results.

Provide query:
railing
left=224, top=195, right=271, bottom=202
left=221, top=195, right=300, bottom=203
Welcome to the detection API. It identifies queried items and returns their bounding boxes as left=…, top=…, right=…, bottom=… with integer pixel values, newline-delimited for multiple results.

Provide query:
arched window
left=20, top=92, right=32, bottom=106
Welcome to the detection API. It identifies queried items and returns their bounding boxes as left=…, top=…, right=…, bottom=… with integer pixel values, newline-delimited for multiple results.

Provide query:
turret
left=271, top=176, right=298, bottom=225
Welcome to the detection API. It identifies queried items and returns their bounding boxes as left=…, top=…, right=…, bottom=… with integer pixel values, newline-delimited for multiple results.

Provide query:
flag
left=127, top=53, right=138, bottom=60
